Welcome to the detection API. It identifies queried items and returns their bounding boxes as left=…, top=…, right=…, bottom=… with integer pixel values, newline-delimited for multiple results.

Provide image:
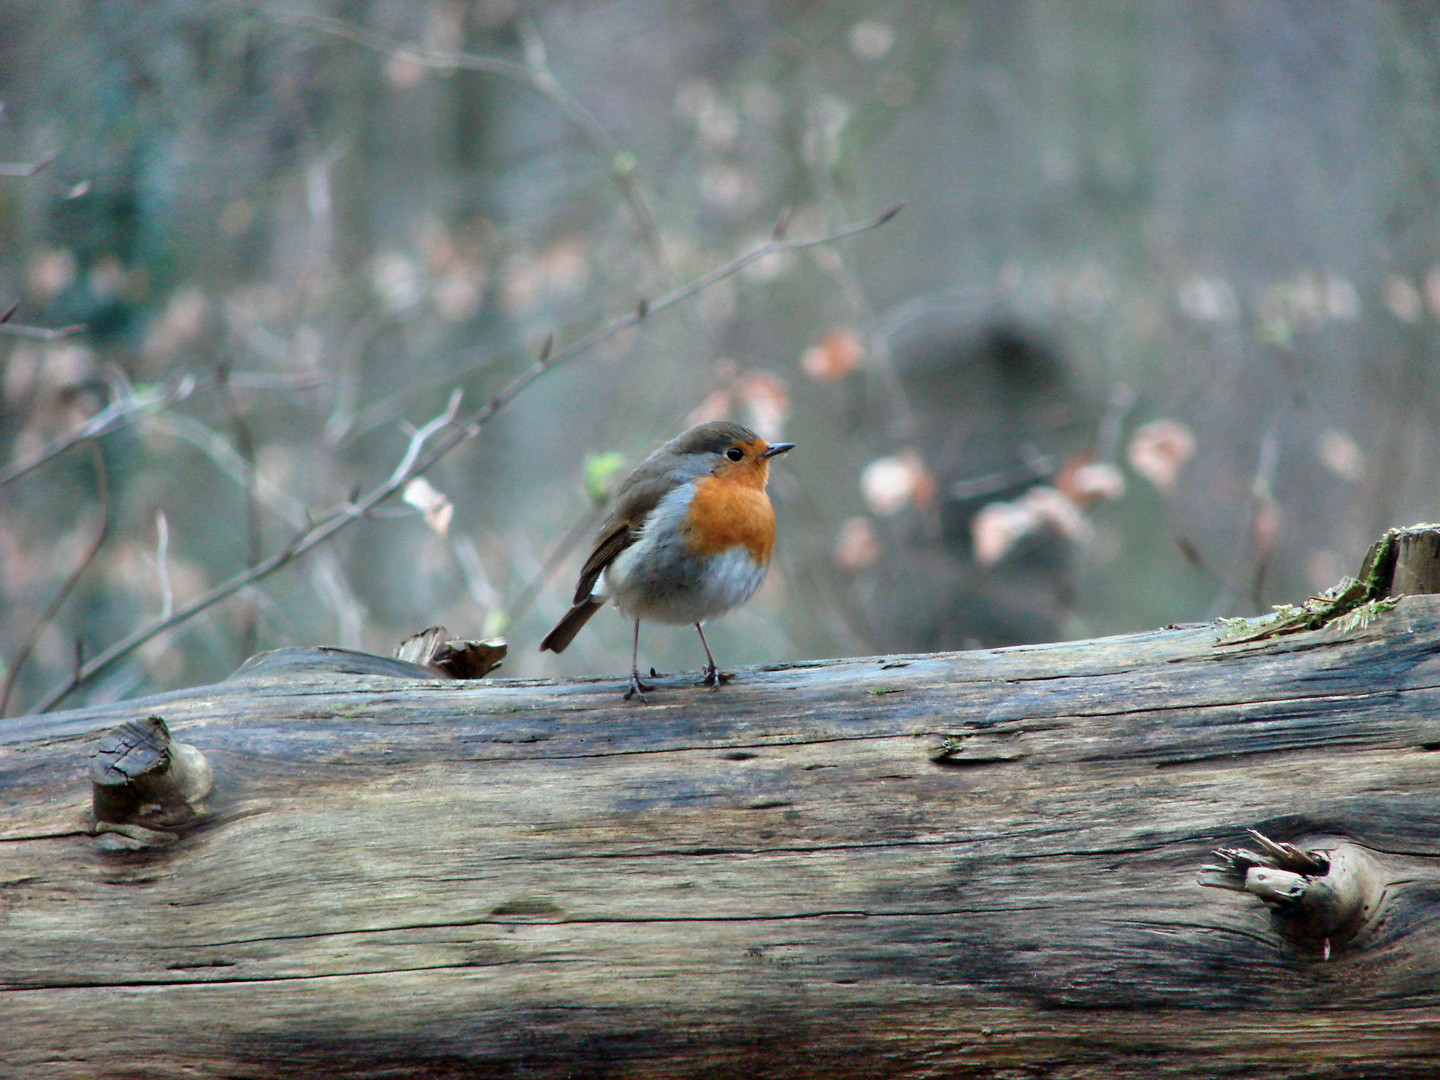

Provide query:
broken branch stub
left=89, top=715, right=213, bottom=848
left=1202, top=830, right=1383, bottom=955
left=1386, top=524, right=1440, bottom=596
left=1217, top=523, right=1440, bottom=644
left=394, top=625, right=507, bottom=679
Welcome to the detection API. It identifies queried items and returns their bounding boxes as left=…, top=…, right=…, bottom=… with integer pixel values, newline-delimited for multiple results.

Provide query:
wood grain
left=5, top=598, right=1440, bottom=1078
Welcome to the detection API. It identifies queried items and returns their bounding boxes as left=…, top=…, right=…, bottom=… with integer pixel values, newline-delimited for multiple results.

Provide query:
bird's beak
left=760, top=442, right=795, bottom=459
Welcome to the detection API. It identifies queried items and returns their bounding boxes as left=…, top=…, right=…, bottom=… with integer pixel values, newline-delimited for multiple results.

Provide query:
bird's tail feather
left=539, top=598, right=605, bottom=654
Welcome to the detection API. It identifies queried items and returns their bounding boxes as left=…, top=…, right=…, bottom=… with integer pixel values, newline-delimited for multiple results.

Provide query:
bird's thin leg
left=695, top=623, right=732, bottom=687
left=625, top=619, right=653, bottom=701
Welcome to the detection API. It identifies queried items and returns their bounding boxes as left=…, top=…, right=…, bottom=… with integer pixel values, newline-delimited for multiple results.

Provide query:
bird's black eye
left=726, top=447, right=744, bottom=461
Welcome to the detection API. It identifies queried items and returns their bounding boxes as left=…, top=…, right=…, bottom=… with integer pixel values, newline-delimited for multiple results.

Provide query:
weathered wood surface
left=5, top=597, right=1440, bottom=1078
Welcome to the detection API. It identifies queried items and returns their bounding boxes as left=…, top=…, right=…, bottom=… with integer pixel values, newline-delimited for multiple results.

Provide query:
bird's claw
left=625, top=670, right=654, bottom=702
left=699, top=663, right=734, bottom=688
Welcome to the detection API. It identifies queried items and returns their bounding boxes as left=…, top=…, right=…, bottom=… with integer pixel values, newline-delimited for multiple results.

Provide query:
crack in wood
left=134, top=904, right=1084, bottom=956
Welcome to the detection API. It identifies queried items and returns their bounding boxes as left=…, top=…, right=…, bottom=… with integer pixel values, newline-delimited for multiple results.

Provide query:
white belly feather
left=603, top=481, right=769, bottom=626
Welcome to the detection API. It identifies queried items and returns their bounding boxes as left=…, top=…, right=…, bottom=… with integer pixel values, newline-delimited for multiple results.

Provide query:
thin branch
left=800, top=92, right=919, bottom=446
left=409, top=203, right=903, bottom=479
left=0, top=150, right=57, bottom=178
left=26, top=208, right=900, bottom=713
left=513, top=20, right=670, bottom=274
left=1094, top=383, right=1136, bottom=463
left=26, top=399, right=457, bottom=714
left=1247, top=429, right=1282, bottom=610
left=1207, top=426, right=1282, bottom=619
left=1, top=442, right=110, bottom=717
left=310, top=548, right=366, bottom=649
left=272, top=8, right=530, bottom=78
left=0, top=374, right=197, bottom=487
left=0, top=321, right=86, bottom=340
left=0, top=299, right=84, bottom=340
left=387, top=389, right=463, bottom=485
left=154, top=510, right=174, bottom=621
left=275, top=8, right=735, bottom=450
left=329, top=348, right=502, bottom=450
left=222, top=371, right=329, bottom=392
left=949, top=457, right=1056, bottom=502
left=0, top=367, right=318, bottom=491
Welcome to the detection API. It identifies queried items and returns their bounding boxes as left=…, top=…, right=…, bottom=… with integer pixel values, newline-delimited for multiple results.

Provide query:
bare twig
left=216, top=366, right=262, bottom=559
left=0, top=322, right=85, bottom=340
left=154, top=510, right=174, bottom=621
left=0, top=150, right=58, bottom=178
left=512, top=20, right=669, bottom=273
left=387, top=389, right=463, bottom=485
left=275, top=8, right=742, bottom=451
left=26, top=395, right=460, bottom=713
left=949, top=457, right=1057, bottom=501
left=26, top=209, right=900, bottom=713
left=271, top=8, right=530, bottom=77
left=1207, top=426, right=1283, bottom=619
left=222, top=370, right=329, bottom=392
left=0, top=299, right=84, bottom=340
left=1, top=367, right=320, bottom=491
left=0, top=374, right=197, bottom=487
left=410, top=204, right=902, bottom=475
left=327, top=339, right=506, bottom=450
left=311, top=549, right=366, bottom=649
left=1, top=442, right=110, bottom=717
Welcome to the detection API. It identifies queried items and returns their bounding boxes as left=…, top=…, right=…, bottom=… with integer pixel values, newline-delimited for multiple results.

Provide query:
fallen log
left=5, top=529, right=1440, bottom=1079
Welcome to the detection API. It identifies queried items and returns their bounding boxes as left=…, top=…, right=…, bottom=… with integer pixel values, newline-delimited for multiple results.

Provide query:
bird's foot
left=699, top=662, right=734, bottom=688
left=624, top=669, right=654, bottom=702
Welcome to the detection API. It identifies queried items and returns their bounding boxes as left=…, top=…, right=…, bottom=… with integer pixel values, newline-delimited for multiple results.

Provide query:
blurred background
left=2, top=0, right=1437, bottom=714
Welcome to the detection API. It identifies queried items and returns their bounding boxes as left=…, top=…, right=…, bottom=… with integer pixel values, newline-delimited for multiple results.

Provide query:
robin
left=540, top=420, right=794, bottom=700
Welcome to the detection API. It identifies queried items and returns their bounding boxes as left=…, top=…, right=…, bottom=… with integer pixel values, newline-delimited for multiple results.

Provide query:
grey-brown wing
left=573, top=521, right=633, bottom=603
left=572, top=466, right=675, bottom=603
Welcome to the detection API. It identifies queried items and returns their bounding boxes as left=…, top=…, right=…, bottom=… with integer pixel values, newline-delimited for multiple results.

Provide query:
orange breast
left=684, top=474, right=776, bottom=564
